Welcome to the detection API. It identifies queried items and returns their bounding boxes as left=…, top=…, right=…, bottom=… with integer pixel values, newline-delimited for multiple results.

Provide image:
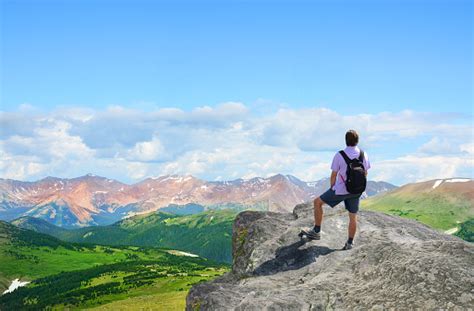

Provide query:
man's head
left=345, top=130, right=359, bottom=146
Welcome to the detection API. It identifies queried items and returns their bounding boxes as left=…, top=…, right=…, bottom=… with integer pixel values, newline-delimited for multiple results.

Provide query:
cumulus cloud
left=255, top=108, right=472, bottom=153
left=0, top=149, right=47, bottom=180
left=190, top=102, right=248, bottom=124
left=2, top=118, right=94, bottom=160
left=125, top=135, right=166, bottom=162
left=126, top=161, right=149, bottom=180
left=418, top=137, right=461, bottom=155
left=1, top=102, right=472, bottom=185
left=372, top=155, right=474, bottom=183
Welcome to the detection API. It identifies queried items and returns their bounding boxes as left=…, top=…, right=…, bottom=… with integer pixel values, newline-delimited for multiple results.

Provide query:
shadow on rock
left=253, top=239, right=336, bottom=276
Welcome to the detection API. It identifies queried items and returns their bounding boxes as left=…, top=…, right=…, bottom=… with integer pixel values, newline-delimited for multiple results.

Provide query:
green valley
left=0, top=220, right=228, bottom=310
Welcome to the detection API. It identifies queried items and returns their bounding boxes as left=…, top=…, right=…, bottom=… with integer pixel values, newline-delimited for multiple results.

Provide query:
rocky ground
left=186, top=203, right=474, bottom=310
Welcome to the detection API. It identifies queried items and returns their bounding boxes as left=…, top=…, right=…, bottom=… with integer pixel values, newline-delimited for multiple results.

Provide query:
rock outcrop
left=186, top=203, right=474, bottom=310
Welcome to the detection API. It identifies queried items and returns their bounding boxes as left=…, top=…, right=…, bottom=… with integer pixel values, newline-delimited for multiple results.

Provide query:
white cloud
left=152, top=107, right=186, bottom=121
left=126, top=135, right=165, bottom=162
left=255, top=108, right=472, bottom=153
left=52, top=106, right=95, bottom=122
left=1, top=103, right=472, bottom=185
left=0, top=150, right=48, bottom=180
left=372, top=155, right=474, bottom=183
left=3, top=118, right=94, bottom=160
left=126, top=162, right=149, bottom=180
left=191, top=101, right=248, bottom=121
left=418, top=137, right=461, bottom=155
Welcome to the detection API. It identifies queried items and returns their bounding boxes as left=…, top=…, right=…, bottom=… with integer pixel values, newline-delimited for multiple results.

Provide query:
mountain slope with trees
left=12, top=209, right=238, bottom=263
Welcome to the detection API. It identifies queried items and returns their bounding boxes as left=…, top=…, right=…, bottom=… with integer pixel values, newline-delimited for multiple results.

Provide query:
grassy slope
left=0, top=220, right=229, bottom=310
left=362, top=181, right=474, bottom=234
left=0, top=221, right=159, bottom=286
left=90, top=291, right=189, bottom=311
left=15, top=209, right=238, bottom=263
left=1, top=256, right=227, bottom=310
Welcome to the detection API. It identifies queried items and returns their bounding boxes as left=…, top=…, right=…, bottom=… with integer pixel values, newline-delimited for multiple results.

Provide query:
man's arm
left=330, top=170, right=337, bottom=188
left=363, top=152, right=370, bottom=177
left=330, top=153, right=340, bottom=189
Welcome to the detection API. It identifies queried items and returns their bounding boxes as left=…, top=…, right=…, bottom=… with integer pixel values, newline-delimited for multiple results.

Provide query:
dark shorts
left=319, top=188, right=361, bottom=214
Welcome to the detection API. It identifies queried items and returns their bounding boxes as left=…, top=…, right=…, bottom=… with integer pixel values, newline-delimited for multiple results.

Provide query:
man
left=306, top=130, right=371, bottom=250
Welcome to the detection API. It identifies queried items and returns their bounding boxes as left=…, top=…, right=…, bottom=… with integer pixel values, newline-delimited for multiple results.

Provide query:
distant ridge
left=1, top=174, right=396, bottom=228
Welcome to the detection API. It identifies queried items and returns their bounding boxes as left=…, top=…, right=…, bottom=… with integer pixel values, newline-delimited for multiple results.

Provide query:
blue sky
left=2, top=0, right=472, bottom=114
left=0, top=0, right=473, bottom=184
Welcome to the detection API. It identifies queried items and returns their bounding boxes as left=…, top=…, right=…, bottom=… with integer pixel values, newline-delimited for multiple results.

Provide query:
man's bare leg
left=341, top=212, right=357, bottom=250
left=348, top=212, right=357, bottom=240
left=299, top=197, right=323, bottom=240
left=313, top=197, right=324, bottom=227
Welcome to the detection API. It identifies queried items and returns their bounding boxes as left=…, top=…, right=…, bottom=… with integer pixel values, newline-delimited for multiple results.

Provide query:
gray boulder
left=186, top=203, right=474, bottom=310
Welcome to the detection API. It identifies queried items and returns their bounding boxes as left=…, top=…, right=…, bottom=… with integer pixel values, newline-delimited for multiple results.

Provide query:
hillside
left=0, top=220, right=228, bottom=309
left=12, top=209, right=238, bottom=263
left=186, top=203, right=473, bottom=309
left=0, top=174, right=395, bottom=228
left=10, top=215, right=70, bottom=237
left=0, top=219, right=137, bottom=292
left=362, top=178, right=473, bottom=234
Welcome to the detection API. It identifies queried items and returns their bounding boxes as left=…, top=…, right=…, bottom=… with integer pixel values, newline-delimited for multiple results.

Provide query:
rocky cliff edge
left=186, top=203, right=473, bottom=310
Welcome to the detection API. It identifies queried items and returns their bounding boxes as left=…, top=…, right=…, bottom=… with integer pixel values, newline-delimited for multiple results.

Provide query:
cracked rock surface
left=186, top=203, right=474, bottom=310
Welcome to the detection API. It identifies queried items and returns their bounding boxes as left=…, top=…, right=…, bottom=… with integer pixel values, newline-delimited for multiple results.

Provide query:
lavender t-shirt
left=330, top=146, right=371, bottom=195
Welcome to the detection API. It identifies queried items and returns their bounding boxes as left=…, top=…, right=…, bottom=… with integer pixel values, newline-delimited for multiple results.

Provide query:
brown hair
left=345, top=130, right=359, bottom=146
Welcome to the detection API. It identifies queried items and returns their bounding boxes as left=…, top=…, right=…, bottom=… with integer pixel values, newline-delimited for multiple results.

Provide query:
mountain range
left=9, top=177, right=473, bottom=265
left=0, top=174, right=396, bottom=228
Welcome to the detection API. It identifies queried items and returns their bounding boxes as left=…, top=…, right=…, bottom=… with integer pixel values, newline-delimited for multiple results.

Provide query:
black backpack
left=339, top=150, right=367, bottom=194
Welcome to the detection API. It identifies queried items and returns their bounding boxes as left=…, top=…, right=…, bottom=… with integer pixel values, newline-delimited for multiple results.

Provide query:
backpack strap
left=358, top=150, right=364, bottom=162
left=339, top=150, right=351, bottom=165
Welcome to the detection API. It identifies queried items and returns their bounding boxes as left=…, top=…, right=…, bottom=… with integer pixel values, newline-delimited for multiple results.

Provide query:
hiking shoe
left=305, top=229, right=321, bottom=240
left=342, top=242, right=353, bottom=250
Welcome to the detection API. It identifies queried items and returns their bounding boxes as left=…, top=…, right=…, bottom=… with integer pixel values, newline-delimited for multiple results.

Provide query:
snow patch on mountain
left=2, top=279, right=30, bottom=295
left=167, top=250, right=199, bottom=257
left=432, top=178, right=471, bottom=189
left=432, top=180, right=443, bottom=189
left=446, top=178, right=471, bottom=183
